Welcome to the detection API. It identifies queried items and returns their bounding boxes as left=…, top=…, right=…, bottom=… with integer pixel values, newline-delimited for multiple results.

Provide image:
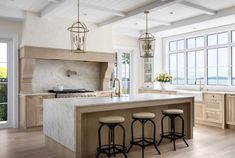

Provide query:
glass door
left=0, top=42, right=8, bottom=127
left=116, top=50, right=132, bottom=94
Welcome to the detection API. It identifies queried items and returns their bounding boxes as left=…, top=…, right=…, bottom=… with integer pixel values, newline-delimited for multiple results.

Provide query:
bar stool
left=158, top=109, right=189, bottom=151
left=96, top=116, right=128, bottom=158
left=127, top=112, right=161, bottom=158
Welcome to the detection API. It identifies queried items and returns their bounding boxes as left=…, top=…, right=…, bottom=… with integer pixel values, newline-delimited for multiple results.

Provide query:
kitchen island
left=43, top=94, right=194, bottom=158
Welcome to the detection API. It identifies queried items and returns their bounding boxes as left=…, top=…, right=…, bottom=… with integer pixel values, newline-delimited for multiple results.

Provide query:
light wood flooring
left=0, top=125, right=235, bottom=158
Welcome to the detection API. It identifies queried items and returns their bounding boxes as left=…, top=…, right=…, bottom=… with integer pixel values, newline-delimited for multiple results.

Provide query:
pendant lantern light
left=139, top=11, right=155, bottom=58
left=68, top=0, right=89, bottom=53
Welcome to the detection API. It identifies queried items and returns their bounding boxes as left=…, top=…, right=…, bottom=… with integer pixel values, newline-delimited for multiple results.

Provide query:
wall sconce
left=66, top=70, right=77, bottom=77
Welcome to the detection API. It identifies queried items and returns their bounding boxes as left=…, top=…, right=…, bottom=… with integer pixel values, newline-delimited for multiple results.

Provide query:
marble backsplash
left=32, top=59, right=101, bottom=92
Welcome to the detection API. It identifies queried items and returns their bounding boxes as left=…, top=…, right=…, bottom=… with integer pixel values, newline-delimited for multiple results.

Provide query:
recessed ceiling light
left=169, top=12, right=174, bottom=14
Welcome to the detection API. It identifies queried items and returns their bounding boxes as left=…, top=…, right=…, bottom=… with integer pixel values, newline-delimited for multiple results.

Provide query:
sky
left=0, top=43, right=7, bottom=68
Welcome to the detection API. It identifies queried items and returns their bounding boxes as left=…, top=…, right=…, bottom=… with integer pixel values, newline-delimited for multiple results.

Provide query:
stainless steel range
left=48, top=89, right=96, bottom=98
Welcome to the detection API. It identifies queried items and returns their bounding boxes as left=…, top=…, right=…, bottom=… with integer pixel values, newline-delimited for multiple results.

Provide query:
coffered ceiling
left=1, top=0, right=235, bottom=37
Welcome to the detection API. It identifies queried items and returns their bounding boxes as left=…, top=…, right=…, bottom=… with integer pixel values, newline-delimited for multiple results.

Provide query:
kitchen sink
left=176, top=90, right=203, bottom=102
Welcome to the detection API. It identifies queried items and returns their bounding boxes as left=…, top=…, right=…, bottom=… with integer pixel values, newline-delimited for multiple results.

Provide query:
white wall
left=154, top=36, right=163, bottom=75
left=21, top=12, right=113, bottom=52
left=0, top=18, right=22, bottom=44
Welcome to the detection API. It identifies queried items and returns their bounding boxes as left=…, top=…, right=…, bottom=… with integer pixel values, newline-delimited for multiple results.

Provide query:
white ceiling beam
left=40, top=0, right=71, bottom=17
left=47, top=0, right=61, bottom=3
left=139, top=16, right=172, bottom=26
left=179, top=1, right=216, bottom=15
left=0, top=5, right=25, bottom=20
left=41, top=0, right=126, bottom=18
left=81, top=2, right=126, bottom=17
left=98, top=0, right=185, bottom=27
left=147, top=6, right=235, bottom=33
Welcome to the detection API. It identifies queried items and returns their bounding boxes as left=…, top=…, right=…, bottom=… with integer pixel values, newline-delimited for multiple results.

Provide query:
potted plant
left=154, top=73, right=173, bottom=90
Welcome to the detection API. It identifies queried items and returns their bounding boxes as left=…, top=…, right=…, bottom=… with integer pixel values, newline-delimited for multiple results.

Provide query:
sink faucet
left=112, top=78, right=121, bottom=97
left=194, top=78, right=203, bottom=91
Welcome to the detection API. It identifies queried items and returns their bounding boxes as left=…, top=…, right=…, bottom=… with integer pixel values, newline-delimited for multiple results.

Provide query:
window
left=232, top=47, right=235, bottom=85
left=187, top=51, right=196, bottom=84
left=169, top=41, right=177, bottom=51
left=187, top=50, right=204, bottom=85
left=177, top=40, right=184, bottom=50
left=232, top=31, right=235, bottom=43
left=169, top=54, right=177, bottom=84
left=169, top=52, right=185, bottom=84
left=207, top=48, right=228, bottom=85
left=167, top=30, right=234, bottom=86
left=144, top=58, right=153, bottom=83
left=187, top=38, right=195, bottom=49
left=218, top=32, right=228, bottom=44
left=208, top=34, right=217, bottom=46
left=196, top=36, right=204, bottom=48
left=0, top=43, right=8, bottom=122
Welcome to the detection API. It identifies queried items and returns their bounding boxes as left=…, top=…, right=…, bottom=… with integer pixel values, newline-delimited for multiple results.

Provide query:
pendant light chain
left=146, top=11, right=148, bottom=34
left=77, top=0, right=79, bottom=22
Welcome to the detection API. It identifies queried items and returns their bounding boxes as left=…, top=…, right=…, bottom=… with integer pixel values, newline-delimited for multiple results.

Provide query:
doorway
left=0, top=41, right=9, bottom=127
left=115, top=50, right=133, bottom=94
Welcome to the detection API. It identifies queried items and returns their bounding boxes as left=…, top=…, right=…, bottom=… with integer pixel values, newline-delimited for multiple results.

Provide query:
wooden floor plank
left=0, top=125, right=234, bottom=158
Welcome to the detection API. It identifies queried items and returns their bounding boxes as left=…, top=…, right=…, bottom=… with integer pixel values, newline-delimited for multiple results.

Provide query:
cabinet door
left=195, top=102, right=204, bottom=121
left=26, top=96, right=43, bottom=127
left=226, top=95, right=235, bottom=125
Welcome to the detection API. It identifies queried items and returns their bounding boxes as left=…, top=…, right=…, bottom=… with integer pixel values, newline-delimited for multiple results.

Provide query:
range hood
left=19, top=46, right=115, bottom=93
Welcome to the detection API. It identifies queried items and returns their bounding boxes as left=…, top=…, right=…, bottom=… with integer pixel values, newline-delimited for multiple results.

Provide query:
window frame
left=166, top=30, right=235, bottom=86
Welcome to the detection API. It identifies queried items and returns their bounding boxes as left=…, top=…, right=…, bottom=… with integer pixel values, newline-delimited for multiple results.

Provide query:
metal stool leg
left=96, top=124, right=105, bottom=158
left=158, top=115, right=166, bottom=146
left=127, top=119, right=137, bottom=153
left=179, top=115, right=189, bottom=147
left=150, top=120, right=161, bottom=155
left=141, top=120, right=145, bottom=158
left=172, top=116, right=176, bottom=151
left=108, top=126, right=111, bottom=158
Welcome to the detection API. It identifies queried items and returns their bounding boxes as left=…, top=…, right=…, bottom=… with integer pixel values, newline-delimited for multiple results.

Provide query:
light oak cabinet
left=196, top=93, right=225, bottom=129
left=195, top=101, right=204, bottom=121
left=20, top=94, right=55, bottom=128
left=226, top=94, right=235, bottom=126
left=204, top=93, right=224, bottom=124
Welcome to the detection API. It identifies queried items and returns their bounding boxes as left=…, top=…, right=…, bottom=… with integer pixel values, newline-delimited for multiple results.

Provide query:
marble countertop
left=44, top=93, right=193, bottom=108
left=19, top=92, right=55, bottom=96
left=141, top=88, right=235, bottom=95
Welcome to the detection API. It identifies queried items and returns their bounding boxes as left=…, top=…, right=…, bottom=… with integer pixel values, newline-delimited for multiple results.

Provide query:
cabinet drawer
left=204, top=111, right=222, bottom=123
left=205, top=101, right=222, bottom=111
left=204, top=94, right=223, bottom=100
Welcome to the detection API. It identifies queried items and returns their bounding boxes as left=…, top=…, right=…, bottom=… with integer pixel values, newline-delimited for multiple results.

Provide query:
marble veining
left=43, top=99, right=77, bottom=151
left=32, top=59, right=100, bottom=92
